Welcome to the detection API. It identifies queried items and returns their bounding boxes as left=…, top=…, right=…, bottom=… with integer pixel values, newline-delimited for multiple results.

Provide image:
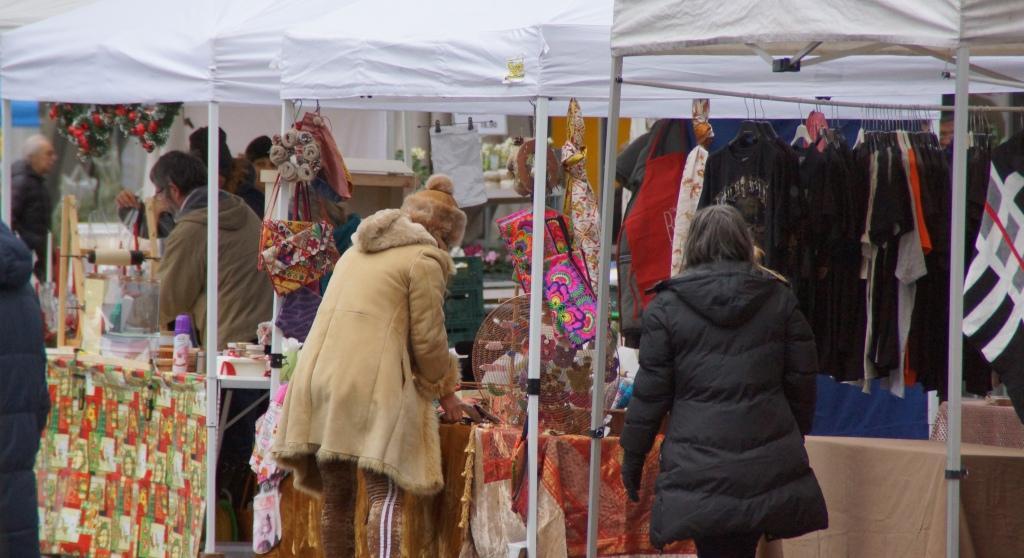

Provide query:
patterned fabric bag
left=496, top=208, right=572, bottom=291
left=274, top=286, right=322, bottom=343
left=543, top=250, right=598, bottom=347
left=258, top=180, right=340, bottom=296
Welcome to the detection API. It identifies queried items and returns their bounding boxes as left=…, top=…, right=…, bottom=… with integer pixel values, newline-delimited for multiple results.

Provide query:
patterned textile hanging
left=560, top=98, right=601, bottom=288
left=670, top=99, right=713, bottom=276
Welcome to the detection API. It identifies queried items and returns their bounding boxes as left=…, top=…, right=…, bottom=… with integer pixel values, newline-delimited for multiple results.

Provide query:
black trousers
left=693, top=533, right=761, bottom=558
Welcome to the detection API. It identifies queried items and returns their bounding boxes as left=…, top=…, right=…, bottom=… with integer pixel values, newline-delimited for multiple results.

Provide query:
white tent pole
left=526, top=96, right=549, bottom=558
left=586, top=55, right=623, bottom=558
left=1, top=99, right=12, bottom=225
left=269, top=100, right=294, bottom=398
left=945, top=44, right=970, bottom=558
left=204, top=101, right=221, bottom=556
left=401, top=111, right=413, bottom=169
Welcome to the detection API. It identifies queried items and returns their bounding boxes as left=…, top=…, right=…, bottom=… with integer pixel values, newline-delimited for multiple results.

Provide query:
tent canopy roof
left=0, top=0, right=357, bottom=105
left=611, top=0, right=1024, bottom=57
left=281, top=0, right=1022, bottom=118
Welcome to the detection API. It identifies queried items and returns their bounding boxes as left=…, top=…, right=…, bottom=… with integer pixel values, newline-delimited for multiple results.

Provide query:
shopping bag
left=258, top=180, right=340, bottom=296
left=496, top=208, right=572, bottom=291
left=622, top=120, right=687, bottom=308
left=543, top=250, right=598, bottom=347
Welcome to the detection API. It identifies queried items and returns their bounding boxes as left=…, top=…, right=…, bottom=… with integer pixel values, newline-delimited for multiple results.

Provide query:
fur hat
left=401, top=174, right=467, bottom=249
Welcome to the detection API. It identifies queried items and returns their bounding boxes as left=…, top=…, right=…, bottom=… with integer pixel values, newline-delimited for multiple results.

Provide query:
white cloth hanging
left=670, top=145, right=708, bottom=276
left=429, top=127, right=488, bottom=208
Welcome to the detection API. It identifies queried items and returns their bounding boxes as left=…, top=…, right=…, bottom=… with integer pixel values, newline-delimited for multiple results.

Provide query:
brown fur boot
left=319, top=460, right=357, bottom=557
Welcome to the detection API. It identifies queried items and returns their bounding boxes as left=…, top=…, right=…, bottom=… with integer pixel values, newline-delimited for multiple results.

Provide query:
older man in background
left=12, top=135, right=57, bottom=279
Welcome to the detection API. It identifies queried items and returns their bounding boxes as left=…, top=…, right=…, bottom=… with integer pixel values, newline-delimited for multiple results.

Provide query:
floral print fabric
left=561, top=99, right=601, bottom=289
left=670, top=145, right=709, bottom=276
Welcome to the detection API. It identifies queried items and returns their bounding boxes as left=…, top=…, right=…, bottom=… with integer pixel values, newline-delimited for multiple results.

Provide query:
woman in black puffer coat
left=620, top=205, right=827, bottom=558
left=0, top=221, right=49, bottom=558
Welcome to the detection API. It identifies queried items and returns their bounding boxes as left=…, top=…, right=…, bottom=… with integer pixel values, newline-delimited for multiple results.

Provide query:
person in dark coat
left=11, top=135, right=57, bottom=279
left=0, top=220, right=50, bottom=558
left=190, top=127, right=265, bottom=219
left=620, top=205, right=828, bottom=557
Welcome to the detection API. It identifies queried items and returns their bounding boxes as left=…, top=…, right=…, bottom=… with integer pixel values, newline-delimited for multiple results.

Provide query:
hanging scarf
left=560, top=98, right=601, bottom=288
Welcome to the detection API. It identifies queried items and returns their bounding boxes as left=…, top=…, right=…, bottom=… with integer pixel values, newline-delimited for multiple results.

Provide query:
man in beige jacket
left=153, top=151, right=272, bottom=349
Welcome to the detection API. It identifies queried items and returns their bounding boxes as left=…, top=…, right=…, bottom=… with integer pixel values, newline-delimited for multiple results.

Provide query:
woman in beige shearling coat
left=273, top=175, right=466, bottom=557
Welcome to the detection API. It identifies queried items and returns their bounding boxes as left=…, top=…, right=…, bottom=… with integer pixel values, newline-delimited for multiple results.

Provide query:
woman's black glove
left=621, top=451, right=645, bottom=502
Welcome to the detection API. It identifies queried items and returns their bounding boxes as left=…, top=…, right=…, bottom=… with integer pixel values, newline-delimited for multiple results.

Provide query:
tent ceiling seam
left=617, top=78, right=1024, bottom=112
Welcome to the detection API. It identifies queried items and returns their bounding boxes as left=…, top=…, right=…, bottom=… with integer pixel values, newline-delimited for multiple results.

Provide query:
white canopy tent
left=280, top=0, right=1022, bottom=118
left=0, top=0, right=367, bottom=554
left=0, top=0, right=96, bottom=34
left=594, top=1, right=1024, bottom=557
left=282, top=1, right=1024, bottom=557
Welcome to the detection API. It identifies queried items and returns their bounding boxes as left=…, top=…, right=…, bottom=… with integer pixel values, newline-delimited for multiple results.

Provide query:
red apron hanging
left=622, top=122, right=687, bottom=308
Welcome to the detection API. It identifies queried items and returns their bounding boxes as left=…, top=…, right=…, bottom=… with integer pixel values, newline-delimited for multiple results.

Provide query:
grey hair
left=682, top=204, right=756, bottom=269
left=22, top=134, right=52, bottom=158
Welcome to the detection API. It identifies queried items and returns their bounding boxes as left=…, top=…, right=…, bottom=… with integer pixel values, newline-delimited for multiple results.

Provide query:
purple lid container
left=174, top=314, right=192, bottom=336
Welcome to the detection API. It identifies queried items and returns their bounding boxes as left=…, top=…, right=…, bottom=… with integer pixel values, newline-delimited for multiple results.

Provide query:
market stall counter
left=262, top=424, right=697, bottom=558
left=782, top=436, right=1024, bottom=558
left=932, top=400, right=1024, bottom=449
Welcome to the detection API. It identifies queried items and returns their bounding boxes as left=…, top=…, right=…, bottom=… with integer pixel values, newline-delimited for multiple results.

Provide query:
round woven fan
left=472, top=294, right=619, bottom=435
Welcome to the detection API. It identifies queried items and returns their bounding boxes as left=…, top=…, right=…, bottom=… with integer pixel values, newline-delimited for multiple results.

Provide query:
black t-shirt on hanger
left=700, top=137, right=794, bottom=270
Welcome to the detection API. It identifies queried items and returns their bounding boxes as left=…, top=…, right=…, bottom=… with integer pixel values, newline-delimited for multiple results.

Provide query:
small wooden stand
left=57, top=196, right=85, bottom=348
left=55, top=195, right=162, bottom=348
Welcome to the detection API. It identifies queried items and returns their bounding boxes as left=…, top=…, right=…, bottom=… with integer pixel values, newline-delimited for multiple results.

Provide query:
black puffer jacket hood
left=668, top=262, right=777, bottom=328
left=621, top=261, right=828, bottom=546
left=0, top=220, right=34, bottom=290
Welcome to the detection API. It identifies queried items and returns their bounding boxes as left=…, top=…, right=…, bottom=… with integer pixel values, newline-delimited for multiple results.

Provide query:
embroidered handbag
left=543, top=250, right=598, bottom=348
left=496, top=208, right=572, bottom=291
left=258, top=181, right=340, bottom=296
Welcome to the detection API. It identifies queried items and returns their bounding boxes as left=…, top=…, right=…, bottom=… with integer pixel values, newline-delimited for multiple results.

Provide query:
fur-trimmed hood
left=353, top=209, right=437, bottom=254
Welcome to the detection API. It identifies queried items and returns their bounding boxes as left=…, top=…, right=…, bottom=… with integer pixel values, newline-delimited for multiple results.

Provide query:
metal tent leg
left=204, top=102, right=221, bottom=557
left=586, top=55, right=623, bottom=558
left=945, top=45, right=970, bottom=558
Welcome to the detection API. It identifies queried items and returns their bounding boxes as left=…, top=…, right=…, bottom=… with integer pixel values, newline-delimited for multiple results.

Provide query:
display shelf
left=486, top=189, right=529, bottom=204
left=217, top=375, right=272, bottom=389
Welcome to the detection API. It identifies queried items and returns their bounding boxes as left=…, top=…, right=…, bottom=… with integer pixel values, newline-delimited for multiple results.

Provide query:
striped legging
left=319, top=460, right=404, bottom=558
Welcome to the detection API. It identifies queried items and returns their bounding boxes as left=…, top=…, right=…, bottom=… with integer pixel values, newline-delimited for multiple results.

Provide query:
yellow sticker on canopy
left=504, top=55, right=525, bottom=84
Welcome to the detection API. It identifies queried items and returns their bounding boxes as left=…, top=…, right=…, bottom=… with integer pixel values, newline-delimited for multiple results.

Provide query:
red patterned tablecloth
left=479, top=427, right=694, bottom=557
left=931, top=401, right=1024, bottom=449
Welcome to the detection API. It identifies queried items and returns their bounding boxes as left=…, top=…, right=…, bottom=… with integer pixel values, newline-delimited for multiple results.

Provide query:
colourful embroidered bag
left=258, top=181, right=340, bottom=296
left=543, top=250, right=598, bottom=347
left=496, top=208, right=572, bottom=291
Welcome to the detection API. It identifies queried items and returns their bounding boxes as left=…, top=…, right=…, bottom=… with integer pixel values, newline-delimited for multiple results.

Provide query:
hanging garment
left=430, top=127, right=489, bottom=208
left=622, top=121, right=687, bottom=308
left=964, top=131, right=1024, bottom=422
left=670, top=145, right=708, bottom=276
left=616, top=120, right=690, bottom=347
left=700, top=131, right=796, bottom=270
left=561, top=98, right=601, bottom=287
left=890, top=131, right=928, bottom=396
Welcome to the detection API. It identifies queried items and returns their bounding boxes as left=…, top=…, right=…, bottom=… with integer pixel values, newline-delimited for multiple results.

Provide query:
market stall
left=0, top=0, right=381, bottom=555
left=598, top=1, right=1024, bottom=557
left=280, top=3, right=1024, bottom=555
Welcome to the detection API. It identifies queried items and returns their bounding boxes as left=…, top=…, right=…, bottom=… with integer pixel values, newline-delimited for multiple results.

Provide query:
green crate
left=450, top=257, right=484, bottom=290
left=445, top=287, right=484, bottom=321
left=446, top=318, right=482, bottom=347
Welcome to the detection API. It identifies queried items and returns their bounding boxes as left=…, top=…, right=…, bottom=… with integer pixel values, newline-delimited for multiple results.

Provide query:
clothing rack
left=421, top=117, right=498, bottom=132
left=618, top=78, right=1024, bottom=113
